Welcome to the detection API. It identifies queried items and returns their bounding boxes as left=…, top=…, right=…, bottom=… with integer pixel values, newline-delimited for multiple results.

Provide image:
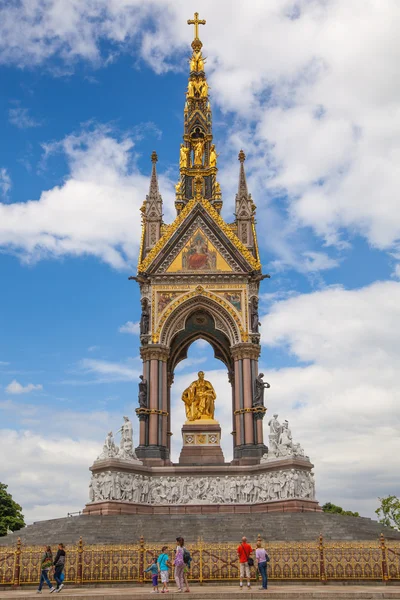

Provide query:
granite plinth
left=178, top=422, right=225, bottom=465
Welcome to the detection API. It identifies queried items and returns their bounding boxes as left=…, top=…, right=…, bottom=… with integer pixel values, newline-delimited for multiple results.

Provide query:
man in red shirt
left=237, top=536, right=253, bottom=589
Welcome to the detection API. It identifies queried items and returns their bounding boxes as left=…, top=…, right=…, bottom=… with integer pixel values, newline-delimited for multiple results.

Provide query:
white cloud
left=0, top=403, right=140, bottom=523
left=6, top=380, right=43, bottom=395
left=174, top=356, right=207, bottom=372
left=79, top=358, right=140, bottom=382
left=8, top=107, right=41, bottom=129
left=0, top=125, right=175, bottom=269
left=119, top=321, right=140, bottom=335
left=0, top=168, right=11, bottom=198
left=260, top=280, right=400, bottom=516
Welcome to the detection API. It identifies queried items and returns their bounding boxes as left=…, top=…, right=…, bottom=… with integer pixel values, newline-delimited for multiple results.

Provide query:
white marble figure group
left=88, top=469, right=315, bottom=505
left=97, top=417, right=142, bottom=463
left=264, top=414, right=307, bottom=460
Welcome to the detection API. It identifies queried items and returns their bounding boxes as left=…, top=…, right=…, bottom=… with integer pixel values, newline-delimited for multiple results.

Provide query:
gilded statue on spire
left=193, top=139, right=204, bottom=166
left=190, top=50, right=205, bottom=72
left=180, top=144, right=190, bottom=169
left=209, top=144, right=219, bottom=168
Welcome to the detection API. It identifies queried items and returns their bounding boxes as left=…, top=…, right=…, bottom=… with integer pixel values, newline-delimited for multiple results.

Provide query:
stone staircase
left=1, top=512, right=400, bottom=546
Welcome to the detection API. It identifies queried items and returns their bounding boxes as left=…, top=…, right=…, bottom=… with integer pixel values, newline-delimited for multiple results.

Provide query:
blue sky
left=0, top=0, right=399, bottom=523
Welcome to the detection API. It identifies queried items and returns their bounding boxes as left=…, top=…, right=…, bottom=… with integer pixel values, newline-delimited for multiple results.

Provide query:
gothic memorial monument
left=84, top=13, right=321, bottom=516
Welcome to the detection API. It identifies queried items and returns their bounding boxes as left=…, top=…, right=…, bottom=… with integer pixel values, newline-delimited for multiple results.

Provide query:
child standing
left=145, top=557, right=159, bottom=593
left=157, top=546, right=170, bottom=594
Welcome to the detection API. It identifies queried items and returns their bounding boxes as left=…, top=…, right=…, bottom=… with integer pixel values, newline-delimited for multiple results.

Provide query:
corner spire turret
left=175, top=13, right=222, bottom=215
left=141, top=151, right=163, bottom=260
left=235, top=150, right=258, bottom=256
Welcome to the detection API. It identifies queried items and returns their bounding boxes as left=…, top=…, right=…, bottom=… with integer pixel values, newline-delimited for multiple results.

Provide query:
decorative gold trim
left=251, top=220, right=261, bottom=266
left=153, top=287, right=246, bottom=343
left=234, top=407, right=266, bottom=415
left=138, top=198, right=196, bottom=272
left=136, top=408, right=169, bottom=417
left=137, top=197, right=261, bottom=274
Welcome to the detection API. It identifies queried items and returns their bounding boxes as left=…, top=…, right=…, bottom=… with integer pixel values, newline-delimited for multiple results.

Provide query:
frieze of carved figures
left=88, top=469, right=316, bottom=504
left=262, top=414, right=308, bottom=461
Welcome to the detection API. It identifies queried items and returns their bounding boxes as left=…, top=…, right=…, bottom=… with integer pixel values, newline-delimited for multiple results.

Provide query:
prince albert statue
left=182, top=371, right=217, bottom=422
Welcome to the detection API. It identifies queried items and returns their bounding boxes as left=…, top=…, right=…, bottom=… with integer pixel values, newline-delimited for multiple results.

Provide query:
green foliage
left=375, top=495, right=400, bottom=530
left=322, top=502, right=360, bottom=517
left=0, top=482, right=25, bottom=537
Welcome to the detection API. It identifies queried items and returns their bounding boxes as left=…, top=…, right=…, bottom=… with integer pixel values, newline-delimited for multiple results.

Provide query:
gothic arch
left=159, top=292, right=242, bottom=347
left=168, top=311, right=233, bottom=374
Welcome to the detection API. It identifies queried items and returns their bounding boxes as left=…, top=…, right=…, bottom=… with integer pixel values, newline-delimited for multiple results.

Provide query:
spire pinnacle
left=187, top=12, right=206, bottom=50
left=238, top=150, right=249, bottom=196
left=149, top=152, right=159, bottom=195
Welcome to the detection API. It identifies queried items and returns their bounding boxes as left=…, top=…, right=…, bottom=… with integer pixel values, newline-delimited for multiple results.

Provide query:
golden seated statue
left=182, top=371, right=217, bottom=422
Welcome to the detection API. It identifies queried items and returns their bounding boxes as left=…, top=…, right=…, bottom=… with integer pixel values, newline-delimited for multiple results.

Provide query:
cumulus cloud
left=260, top=280, right=400, bottom=516
left=6, top=380, right=43, bottom=395
left=0, top=125, right=175, bottom=269
left=119, top=321, right=140, bottom=335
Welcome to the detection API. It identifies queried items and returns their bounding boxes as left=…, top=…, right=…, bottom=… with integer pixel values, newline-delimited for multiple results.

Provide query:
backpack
left=183, top=548, right=191, bottom=564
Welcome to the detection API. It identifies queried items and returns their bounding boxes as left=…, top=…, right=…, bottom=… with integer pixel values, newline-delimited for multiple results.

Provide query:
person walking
left=255, top=540, right=269, bottom=590
left=52, top=543, right=66, bottom=593
left=237, top=536, right=253, bottom=590
left=183, top=546, right=191, bottom=593
left=145, top=557, right=159, bottom=593
left=157, top=546, right=170, bottom=594
left=174, top=537, right=185, bottom=592
left=37, top=545, right=55, bottom=593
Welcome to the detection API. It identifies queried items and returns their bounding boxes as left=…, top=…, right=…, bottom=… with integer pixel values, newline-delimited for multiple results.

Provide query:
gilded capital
left=231, top=343, right=261, bottom=361
left=140, top=344, right=170, bottom=362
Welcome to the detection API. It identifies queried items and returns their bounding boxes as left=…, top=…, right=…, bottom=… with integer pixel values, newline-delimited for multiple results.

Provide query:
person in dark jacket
left=37, top=545, right=55, bottom=593
left=51, top=543, right=66, bottom=593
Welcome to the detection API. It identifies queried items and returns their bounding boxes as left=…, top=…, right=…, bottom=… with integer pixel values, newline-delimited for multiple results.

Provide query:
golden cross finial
left=187, top=12, right=206, bottom=40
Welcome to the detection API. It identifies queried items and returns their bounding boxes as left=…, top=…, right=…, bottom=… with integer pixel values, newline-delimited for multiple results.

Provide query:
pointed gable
left=137, top=198, right=261, bottom=274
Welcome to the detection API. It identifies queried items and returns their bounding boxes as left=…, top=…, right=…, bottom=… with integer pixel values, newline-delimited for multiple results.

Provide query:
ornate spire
left=237, top=150, right=249, bottom=198
left=175, top=13, right=222, bottom=214
left=142, top=151, right=163, bottom=257
left=235, top=150, right=257, bottom=251
left=147, top=151, right=160, bottom=205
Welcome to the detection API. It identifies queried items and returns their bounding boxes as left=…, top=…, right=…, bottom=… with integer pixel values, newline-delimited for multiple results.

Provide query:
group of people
left=145, top=536, right=191, bottom=593
left=36, top=536, right=269, bottom=594
left=37, top=543, right=66, bottom=593
left=144, top=535, right=269, bottom=593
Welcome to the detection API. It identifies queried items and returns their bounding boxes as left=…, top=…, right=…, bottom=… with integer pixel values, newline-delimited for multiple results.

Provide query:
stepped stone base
left=2, top=512, right=400, bottom=546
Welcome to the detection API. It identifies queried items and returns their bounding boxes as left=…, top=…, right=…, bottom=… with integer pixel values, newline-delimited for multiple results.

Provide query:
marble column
left=231, top=343, right=266, bottom=463
left=136, top=344, right=170, bottom=463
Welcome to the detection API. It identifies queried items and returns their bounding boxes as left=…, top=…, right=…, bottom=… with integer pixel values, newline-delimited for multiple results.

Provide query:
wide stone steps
left=1, top=512, right=400, bottom=546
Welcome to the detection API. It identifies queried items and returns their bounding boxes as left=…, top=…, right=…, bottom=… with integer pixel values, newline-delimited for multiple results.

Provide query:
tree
left=0, top=483, right=25, bottom=537
left=375, top=496, right=400, bottom=530
left=322, top=502, right=360, bottom=517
